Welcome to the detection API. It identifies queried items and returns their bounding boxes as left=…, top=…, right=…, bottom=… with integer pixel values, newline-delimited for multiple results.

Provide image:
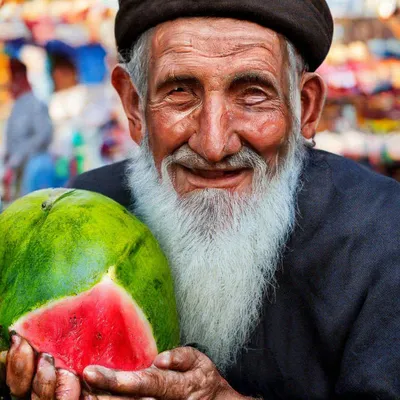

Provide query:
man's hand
left=83, top=347, right=250, bottom=400
left=4, top=333, right=81, bottom=399
left=3, top=339, right=253, bottom=400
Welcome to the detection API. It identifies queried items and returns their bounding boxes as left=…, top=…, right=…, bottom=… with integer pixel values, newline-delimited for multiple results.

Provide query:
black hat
left=115, top=0, right=334, bottom=72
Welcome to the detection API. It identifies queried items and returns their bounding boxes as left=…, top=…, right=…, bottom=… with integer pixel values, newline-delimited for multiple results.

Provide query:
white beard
left=126, top=133, right=306, bottom=371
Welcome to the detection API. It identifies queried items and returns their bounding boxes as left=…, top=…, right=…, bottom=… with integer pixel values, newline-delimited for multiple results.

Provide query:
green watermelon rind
left=0, top=189, right=180, bottom=353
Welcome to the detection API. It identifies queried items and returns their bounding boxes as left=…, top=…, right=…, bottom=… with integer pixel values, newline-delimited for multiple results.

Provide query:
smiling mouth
left=179, top=164, right=251, bottom=178
left=179, top=164, right=252, bottom=183
left=188, top=168, right=248, bottom=179
left=173, top=164, right=253, bottom=192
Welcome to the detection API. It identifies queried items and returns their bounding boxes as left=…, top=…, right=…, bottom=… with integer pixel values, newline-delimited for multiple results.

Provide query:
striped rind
left=0, top=189, right=180, bottom=352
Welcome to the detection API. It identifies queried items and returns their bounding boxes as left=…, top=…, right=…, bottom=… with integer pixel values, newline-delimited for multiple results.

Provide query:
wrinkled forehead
left=149, top=18, right=288, bottom=82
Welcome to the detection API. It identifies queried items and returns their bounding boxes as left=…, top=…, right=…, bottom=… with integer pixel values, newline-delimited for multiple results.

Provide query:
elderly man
left=4, top=0, right=400, bottom=399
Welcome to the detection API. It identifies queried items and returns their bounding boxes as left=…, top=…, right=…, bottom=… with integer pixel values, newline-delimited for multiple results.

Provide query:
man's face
left=145, top=18, right=292, bottom=196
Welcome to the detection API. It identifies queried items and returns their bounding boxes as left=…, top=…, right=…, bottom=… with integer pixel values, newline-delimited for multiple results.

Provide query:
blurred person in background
left=50, top=54, right=78, bottom=92
left=3, top=59, right=54, bottom=199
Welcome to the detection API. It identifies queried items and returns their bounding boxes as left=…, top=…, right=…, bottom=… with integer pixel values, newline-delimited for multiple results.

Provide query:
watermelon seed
left=70, top=315, right=78, bottom=328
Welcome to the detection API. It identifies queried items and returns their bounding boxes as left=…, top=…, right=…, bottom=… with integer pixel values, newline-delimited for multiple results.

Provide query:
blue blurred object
left=45, top=40, right=77, bottom=60
left=4, top=39, right=28, bottom=58
left=21, top=153, right=55, bottom=195
left=75, top=44, right=107, bottom=84
left=45, top=41, right=107, bottom=84
left=368, top=38, right=400, bottom=59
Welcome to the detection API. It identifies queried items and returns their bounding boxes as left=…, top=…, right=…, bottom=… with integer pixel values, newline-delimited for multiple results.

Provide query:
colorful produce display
left=0, top=188, right=180, bottom=376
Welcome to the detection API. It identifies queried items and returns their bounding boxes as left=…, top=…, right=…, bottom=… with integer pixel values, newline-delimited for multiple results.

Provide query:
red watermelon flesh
left=12, top=277, right=158, bottom=376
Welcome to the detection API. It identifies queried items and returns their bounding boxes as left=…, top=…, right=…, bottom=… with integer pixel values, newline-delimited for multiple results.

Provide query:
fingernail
left=39, top=353, right=55, bottom=366
left=10, top=333, right=20, bottom=347
left=83, top=367, right=98, bottom=382
left=157, top=351, right=171, bottom=366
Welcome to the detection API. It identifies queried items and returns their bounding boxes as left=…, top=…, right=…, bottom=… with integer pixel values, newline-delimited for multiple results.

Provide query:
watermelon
left=0, top=189, right=180, bottom=377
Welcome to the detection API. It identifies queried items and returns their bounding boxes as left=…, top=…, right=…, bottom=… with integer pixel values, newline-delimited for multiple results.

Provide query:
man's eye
left=168, top=87, right=187, bottom=95
left=165, top=86, right=196, bottom=105
left=241, top=88, right=269, bottom=105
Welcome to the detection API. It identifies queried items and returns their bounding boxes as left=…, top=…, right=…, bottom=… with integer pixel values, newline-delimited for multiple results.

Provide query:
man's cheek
left=240, top=118, right=289, bottom=159
left=149, top=113, right=197, bottom=161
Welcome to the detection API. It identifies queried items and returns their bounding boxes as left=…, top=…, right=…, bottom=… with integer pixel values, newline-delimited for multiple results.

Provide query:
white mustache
left=170, top=144, right=266, bottom=171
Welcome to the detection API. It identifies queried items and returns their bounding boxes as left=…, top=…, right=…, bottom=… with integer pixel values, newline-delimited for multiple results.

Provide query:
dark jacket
left=69, top=149, right=400, bottom=399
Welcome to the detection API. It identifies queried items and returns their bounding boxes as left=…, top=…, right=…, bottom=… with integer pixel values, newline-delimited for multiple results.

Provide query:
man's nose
left=188, top=94, right=241, bottom=163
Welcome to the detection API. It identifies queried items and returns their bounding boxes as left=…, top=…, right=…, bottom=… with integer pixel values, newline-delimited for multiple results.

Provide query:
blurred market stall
left=0, top=0, right=132, bottom=202
left=318, top=0, right=400, bottom=179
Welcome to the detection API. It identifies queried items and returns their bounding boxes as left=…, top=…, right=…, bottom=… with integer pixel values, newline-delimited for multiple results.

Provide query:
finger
left=6, top=334, right=35, bottom=398
left=84, top=366, right=177, bottom=398
left=32, top=353, right=57, bottom=400
left=55, top=369, right=81, bottom=400
left=153, top=347, right=203, bottom=372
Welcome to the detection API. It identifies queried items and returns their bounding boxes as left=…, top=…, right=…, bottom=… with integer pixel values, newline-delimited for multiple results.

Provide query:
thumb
left=153, top=347, right=204, bottom=372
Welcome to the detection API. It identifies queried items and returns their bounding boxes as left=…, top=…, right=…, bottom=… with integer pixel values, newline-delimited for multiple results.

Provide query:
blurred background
left=0, top=0, right=399, bottom=205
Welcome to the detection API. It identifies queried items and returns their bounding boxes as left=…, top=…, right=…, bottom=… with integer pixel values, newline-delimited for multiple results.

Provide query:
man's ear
left=300, top=73, right=326, bottom=140
left=111, top=65, right=144, bottom=145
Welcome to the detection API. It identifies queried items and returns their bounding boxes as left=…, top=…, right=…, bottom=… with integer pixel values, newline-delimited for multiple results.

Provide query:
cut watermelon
left=12, top=277, right=158, bottom=376
left=0, top=189, right=180, bottom=377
